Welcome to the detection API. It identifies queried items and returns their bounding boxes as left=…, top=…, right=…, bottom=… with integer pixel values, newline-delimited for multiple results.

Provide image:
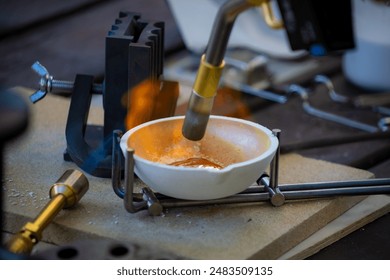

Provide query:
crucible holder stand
left=111, top=129, right=390, bottom=216
left=29, top=11, right=177, bottom=178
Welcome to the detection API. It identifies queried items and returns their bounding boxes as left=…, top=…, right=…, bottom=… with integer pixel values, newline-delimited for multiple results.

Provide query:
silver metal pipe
left=155, top=176, right=390, bottom=209
left=265, top=129, right=285, bottom=206
left=289, top=84, right=380, bottom=133
left=302, top=102, right=379, bottom=133
left=234, top=83, right=288, bottom=103
left=124, top=148, right=147, bottom=213
left=205, top=0, right=255, bottom=66
left=279, top=178, right=390, bottom=191
left=182, top=0, right=261, bottom=141
left=112, top=132, right=145, bottom=209
left=283, top=185, right=390, bottom=200
left=270, top=129, right=281, bottom=189
left=158, top=182, right=390, bottom=208
left=160, top=193, right=271, bottom=208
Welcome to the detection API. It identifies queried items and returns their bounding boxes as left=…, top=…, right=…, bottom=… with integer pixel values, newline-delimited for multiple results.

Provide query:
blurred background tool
left=178, top=0, right=355, bottom=140
left=288, top=84, right=389, bottom=133
left=0, top=88, right=29, bottom=259
left=181, top=0, right=284, bottom=140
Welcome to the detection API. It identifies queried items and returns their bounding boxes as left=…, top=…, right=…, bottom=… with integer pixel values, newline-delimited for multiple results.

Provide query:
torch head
left=182, top=91, right=215, bottom=141
left=182, top=55, right=224, bottom=141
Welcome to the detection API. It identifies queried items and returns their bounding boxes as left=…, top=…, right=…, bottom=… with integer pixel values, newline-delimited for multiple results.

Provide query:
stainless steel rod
left=205, top=0, right=254, bottom=66
left=283, top=185, right=390, bottom=200
left=270, top=129, right=281, bottom=190
left=158, top=183, right=390, bottom=208
left=160, top=193, right=271, bottom=208
left=279, top=178, right=390, bottom=191
left=223, top=178, right=390, bottom=194
left=124, top=149, right=147, bottom=213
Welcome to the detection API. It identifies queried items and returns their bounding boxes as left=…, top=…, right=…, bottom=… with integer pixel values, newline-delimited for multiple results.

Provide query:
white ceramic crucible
left=120, top=115, right=278, bottom=200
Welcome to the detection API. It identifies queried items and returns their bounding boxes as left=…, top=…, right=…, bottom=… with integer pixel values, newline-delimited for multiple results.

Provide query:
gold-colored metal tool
left=182, top=0, right=283, bottom=141
left=6, top=169, right=89, bottom=255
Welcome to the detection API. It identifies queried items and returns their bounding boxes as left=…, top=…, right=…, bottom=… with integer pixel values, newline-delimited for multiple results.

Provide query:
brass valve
left=258, top=0, right=283, bottom=29
left=5, top=169, right=89, bottom=255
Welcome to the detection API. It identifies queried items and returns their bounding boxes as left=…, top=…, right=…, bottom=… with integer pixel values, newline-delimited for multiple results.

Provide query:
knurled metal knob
left=6, top=169, right=89, bottom=255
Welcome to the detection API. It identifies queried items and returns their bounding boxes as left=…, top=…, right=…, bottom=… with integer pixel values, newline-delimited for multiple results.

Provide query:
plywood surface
left=2, top=87, right=384, bottom=259
left=279, top=195, right=390, bottom=259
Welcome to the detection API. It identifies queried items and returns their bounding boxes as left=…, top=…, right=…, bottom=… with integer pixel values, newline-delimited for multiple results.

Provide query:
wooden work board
left=2, top=87, right=389, bottom=259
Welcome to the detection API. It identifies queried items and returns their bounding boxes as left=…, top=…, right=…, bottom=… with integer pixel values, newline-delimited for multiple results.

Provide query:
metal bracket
left=111, top=129, right=390, bottom=216
left=63, top=74, right=113, bottom=177
left=30, top=12, right=171, bottom=178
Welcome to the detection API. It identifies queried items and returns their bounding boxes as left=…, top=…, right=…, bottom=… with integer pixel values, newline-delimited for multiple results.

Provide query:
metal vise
left=30, top=12, right=178, bottom=178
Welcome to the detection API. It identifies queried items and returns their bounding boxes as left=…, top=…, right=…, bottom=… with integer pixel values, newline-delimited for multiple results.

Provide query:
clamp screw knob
left=30, top=61, right=102, bottom=103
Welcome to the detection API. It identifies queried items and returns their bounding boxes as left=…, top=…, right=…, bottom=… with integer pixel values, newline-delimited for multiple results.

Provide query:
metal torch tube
left=182, top=0, right=264, bottom=141
left=205, top=0, right=256, bottom=65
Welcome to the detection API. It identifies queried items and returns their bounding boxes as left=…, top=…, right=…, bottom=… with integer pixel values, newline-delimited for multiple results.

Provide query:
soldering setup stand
left=111, top=129, right=390, bottom=216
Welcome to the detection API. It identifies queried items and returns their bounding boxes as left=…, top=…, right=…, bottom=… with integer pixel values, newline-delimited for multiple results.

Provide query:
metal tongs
left=111, top=130, right=390, bottom=216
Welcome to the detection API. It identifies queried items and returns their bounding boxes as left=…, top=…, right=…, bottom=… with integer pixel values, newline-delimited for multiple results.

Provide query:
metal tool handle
left=5, top=169, right=89, bottom=255
left=288, top=84, right=380, bottom=133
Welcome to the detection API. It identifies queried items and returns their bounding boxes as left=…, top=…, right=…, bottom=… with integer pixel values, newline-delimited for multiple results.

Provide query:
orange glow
left=212, top=87, right=252, bottom=119
left=175, top=86, right=253, bottom=120
left=127, top=117, right=269, bottom=167
left=125, top=79, right=179, bottom=130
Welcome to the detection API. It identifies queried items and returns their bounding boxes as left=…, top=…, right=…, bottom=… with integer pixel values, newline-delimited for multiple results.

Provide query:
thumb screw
left=30, top=61, right=102, bottom=103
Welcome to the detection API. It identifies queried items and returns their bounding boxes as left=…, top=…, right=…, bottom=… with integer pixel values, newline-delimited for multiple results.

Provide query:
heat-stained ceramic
left=120, top=115, right=278, bottom=200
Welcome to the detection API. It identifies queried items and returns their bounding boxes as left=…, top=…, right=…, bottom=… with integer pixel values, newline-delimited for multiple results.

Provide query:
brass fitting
left=247, top=0, right=284, bottom=29
left=260, top=1, right=284, bottom=29
left=193, top=55, right=225, bottom=98
left=5, top=169, right=89, bottom=256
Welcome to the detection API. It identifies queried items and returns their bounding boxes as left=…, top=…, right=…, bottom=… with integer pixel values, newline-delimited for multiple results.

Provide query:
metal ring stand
left=112, top=129, right=390, bottom=216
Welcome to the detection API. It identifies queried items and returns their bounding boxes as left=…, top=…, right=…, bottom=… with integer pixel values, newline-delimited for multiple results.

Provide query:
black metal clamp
left=30, top=12, right=170, bottom=178
left=111, top=129, right=390, bottom=216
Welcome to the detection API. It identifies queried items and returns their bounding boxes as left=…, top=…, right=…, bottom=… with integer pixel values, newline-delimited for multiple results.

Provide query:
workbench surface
left=1, top=0, right=389, bottom=259
left=1, top=88, right=387, bottom=260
